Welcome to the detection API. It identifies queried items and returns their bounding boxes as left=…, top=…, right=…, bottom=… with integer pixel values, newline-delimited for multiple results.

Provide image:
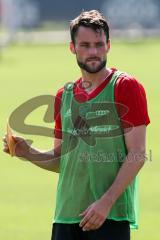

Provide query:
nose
left=88, top=47, right=98, bottom=56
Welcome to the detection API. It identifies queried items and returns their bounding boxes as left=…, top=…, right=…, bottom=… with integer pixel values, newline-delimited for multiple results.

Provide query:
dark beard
left=77, top=59, right=107, bottom=73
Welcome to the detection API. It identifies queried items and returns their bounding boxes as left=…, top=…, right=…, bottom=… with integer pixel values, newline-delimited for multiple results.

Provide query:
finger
left=13, top=136, right=25, bottom=144
left=3, top=146, right=10, bottom=154
left=3, top=144, right=9, bottom=150
left=3, top=139, right=9, bottom=148
left=11, top=135, right=18, bottom=142
left=3, top=140, right=8, bottom=146
left=83, top=215, right=106, bottom=231
left=3, top=144, right=9, bottom=151
left=89, top=219, right=103, bottom=230
left=3, top=141, right=9, bottom=150
left=79, top=207, right=90, bottom=217
left=83, top=216, right=104, bottom=231
left=82, top=215, right=98, bottom=231
left=2, top=136, right=7, bottom=143
left=79, top=210, right=95, bottom=228
left=93, top=220, right=104, bottom=230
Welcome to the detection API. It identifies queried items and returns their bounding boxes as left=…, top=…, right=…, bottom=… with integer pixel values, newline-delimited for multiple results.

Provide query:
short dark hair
left=70, top=10, right=109, bottom=44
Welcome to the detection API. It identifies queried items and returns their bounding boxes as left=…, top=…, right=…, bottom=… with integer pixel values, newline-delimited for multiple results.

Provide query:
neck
left=81, top=68, right=112, bottom=91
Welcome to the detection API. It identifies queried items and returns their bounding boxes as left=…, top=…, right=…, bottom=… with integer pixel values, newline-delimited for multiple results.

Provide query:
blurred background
left=0, top=0, right=160, bottom=44
left=0, top=1, right=159, bottom=240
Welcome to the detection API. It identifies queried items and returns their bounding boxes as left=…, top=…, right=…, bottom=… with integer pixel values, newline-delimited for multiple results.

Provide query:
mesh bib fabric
left=54, top=71, right=138, bottom=229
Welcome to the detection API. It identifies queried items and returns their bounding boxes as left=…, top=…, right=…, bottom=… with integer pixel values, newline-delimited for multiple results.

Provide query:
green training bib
left=54, top=71, right=138, bottom=229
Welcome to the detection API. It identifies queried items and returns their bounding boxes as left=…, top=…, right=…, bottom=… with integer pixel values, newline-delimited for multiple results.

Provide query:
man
left=3, top=10, right=150, bottom=240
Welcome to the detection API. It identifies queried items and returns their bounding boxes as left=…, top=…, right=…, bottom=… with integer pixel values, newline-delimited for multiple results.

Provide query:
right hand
left=3, top=135, right=30, bottom=159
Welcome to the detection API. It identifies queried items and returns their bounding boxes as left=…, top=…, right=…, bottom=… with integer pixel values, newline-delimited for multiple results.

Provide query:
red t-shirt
left=54, top=68, right=150, bottom=139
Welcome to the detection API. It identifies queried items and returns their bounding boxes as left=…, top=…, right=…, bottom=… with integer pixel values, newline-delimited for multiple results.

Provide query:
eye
left=80, top=43, right=90, bottom=48
left=96, top=42, right=105, bottom=48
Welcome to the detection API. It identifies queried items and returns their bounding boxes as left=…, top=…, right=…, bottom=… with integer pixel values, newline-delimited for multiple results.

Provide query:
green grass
left=0, top=40, right=159, bottom=240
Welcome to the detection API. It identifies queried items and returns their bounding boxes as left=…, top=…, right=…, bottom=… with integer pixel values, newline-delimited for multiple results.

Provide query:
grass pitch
left=0, top=40, right=159, bottom=240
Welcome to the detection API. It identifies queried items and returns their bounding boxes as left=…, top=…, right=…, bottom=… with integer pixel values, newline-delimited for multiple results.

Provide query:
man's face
left=70, top=26, right=110, bottom=74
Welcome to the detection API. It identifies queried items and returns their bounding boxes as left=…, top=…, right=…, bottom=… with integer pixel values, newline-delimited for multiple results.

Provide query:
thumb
left=12, top=135, right=24, bottom=143
left=79, top=207, right=90, bottom=216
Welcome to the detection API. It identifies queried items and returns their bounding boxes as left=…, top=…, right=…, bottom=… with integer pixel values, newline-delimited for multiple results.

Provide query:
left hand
left=79, top=198, right=112, bottom=231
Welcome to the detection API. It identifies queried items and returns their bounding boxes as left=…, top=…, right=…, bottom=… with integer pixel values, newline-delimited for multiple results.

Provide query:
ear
left=106, top=40, right=110, bottom=53
left=70, top=42, right=76, bottom=54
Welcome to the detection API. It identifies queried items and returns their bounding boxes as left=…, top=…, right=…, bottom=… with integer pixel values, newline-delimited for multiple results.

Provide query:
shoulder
left=113, top=70, right=150, bottom=127
left=114, top=70, right=148, bottom=107
left=116, top=72, right=145, bottom=93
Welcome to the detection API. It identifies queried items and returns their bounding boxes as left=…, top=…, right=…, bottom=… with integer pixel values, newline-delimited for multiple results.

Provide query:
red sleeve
left=115, top=74, right=150, bottom=128
left=54, top=88, right=64, bottom=139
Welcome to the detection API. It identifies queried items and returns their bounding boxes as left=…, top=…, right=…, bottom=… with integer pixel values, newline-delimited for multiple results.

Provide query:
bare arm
left=79, top=125, right=146, bottom=231
left=24, top=138, right=62, bottom=172
left=3, top=135, right=62, bottom=173
left=101, top=124, right=146, bottom=205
